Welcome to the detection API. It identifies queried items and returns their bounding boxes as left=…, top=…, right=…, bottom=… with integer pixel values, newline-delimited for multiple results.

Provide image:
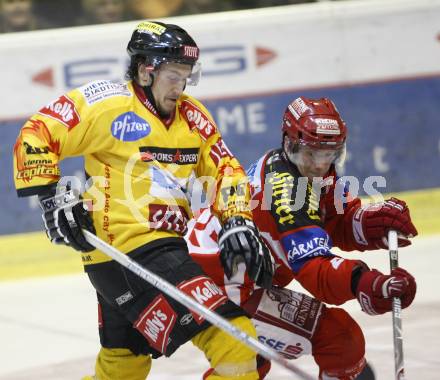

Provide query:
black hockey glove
left=38, top=183, right=96, bottom=252
left=218, top=215, right=274, bottom=290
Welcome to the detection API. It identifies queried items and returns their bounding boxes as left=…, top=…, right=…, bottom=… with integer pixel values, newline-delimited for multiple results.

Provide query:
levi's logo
left=38, top=95, right=80, bottom=130
left=178, top=276, right=227, bottom=324
left=134, top=295, right=177, bottom=354
left=180, top=100, right=216, bottom=141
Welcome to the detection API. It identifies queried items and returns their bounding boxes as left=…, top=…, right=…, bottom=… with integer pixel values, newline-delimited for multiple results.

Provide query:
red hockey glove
left=352, top=197, right=418, bottom=250
left=356, top=267, right=416, bottom=315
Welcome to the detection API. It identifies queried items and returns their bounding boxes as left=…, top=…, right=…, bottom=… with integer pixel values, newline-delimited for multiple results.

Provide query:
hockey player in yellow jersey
left=13, top=21, right=274, bottom=380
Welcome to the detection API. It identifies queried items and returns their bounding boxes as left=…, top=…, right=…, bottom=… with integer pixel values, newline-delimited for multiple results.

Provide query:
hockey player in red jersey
left=186, top=96, right=417, bottom=379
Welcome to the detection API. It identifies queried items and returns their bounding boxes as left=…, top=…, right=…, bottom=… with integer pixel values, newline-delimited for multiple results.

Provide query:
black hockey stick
left=388, top=230, right=405, bottom=380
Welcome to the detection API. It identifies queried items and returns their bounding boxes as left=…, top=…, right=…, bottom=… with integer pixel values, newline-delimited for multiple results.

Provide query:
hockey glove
left=352, top=197, right=418, bottom=250
left=38, top=183, right=96, bottom=252
left=218, top=215, right=274, bottom=289
left=355, top=267, right=416, bottom=315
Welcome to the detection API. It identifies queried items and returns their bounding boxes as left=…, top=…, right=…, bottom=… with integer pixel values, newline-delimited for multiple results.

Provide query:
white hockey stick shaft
left=83, top=230, right=314, bottom=380
left=388, top=230, right=405, bottom=380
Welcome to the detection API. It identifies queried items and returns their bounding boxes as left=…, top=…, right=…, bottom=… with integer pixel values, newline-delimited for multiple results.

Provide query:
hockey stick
left=83, top=230, right=314, bottom=380
left=388, top=230, right=405, bottom=380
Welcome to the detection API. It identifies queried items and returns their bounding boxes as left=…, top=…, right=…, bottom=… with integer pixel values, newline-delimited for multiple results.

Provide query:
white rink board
left=1, top=235, right=440, bottom=379
left=0, top=0, right=439, bottom=118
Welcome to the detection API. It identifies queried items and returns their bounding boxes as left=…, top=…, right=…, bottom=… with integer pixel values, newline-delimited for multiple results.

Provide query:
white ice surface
left=1, top=235, right=439, bottom=379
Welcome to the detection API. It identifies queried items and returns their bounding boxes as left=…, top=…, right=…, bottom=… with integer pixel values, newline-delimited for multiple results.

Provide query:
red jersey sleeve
left=321, top=172, right=365, bottom=251
left=295, top=256, right=359, bottom=305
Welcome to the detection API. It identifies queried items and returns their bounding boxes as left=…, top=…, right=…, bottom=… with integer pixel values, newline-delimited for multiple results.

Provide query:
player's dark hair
left=125, top=55, right=145, bottom=81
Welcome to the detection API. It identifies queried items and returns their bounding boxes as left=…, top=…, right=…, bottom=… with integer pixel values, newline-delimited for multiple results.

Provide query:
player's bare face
left=295, top=145, right=338, bottom=181
left=152, top=63, right=192, bottom=115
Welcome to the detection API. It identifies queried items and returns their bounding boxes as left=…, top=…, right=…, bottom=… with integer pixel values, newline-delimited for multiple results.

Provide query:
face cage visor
left=148, top=56, right=202, bottom=86
left=285, top=139, right=347, bottom=173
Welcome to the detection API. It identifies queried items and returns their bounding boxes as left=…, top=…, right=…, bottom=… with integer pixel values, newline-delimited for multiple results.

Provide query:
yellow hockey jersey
left=14, top=80, right=251, bottom=268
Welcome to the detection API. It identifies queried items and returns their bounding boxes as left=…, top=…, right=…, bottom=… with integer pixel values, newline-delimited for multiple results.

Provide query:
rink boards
left=1, top=0, right=440, bottom=234
left=2, top=76, right=440, bottom=235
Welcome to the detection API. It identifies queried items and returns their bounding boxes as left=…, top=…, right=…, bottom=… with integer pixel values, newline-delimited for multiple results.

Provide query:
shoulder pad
left=179, top=98, right=217, bottom=141
left=37, top=93, right=80, bottom=130
left=266, top=150, right=283, bottom=166
left=247, top=154, right=267, bottom=198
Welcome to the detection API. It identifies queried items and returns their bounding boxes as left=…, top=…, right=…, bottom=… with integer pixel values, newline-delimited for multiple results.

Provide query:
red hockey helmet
left=282, top=97, right=347, bottom=150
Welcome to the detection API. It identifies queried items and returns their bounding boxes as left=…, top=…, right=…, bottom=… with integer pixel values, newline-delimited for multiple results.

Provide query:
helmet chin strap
left=141, top=84, right=172, bottom=119
left=282, top=136, right=298, bottom=165
left=138, top=67, right=159, bottom=111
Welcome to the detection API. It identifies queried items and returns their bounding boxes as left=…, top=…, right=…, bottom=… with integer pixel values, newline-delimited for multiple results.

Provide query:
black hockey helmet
left=127, top=21, right=201, bottom=85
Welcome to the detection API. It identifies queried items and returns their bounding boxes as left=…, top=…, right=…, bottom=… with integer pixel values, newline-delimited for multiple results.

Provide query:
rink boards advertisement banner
left=1, top=0, right=440, bottom=234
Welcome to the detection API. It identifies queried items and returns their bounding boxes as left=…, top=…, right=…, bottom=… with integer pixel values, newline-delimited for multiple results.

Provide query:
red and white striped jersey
left=186, top=208, right=255, bottom=306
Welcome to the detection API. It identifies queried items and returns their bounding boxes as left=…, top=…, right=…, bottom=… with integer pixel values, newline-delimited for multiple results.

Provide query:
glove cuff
left=223, top=215, right=256, bottom=229
left=352, top=206, right=369, bottom=246
left=356, top=269, right=385, bottom=315
left=350, top=261, right=369, bottom=295
left=38, top=186, right=79, bottom=213
left=37, top=182, right=58, bottom=199
left=218, top=216, right=256, bottom=247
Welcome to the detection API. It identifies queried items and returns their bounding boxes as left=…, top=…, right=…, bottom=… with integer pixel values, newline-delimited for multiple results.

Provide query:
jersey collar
left=132, top=81, right=176, bottom=127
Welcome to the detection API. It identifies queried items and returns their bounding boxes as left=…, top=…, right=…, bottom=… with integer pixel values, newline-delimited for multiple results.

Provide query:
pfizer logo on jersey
left=111, top=112, right=151, bottom=141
